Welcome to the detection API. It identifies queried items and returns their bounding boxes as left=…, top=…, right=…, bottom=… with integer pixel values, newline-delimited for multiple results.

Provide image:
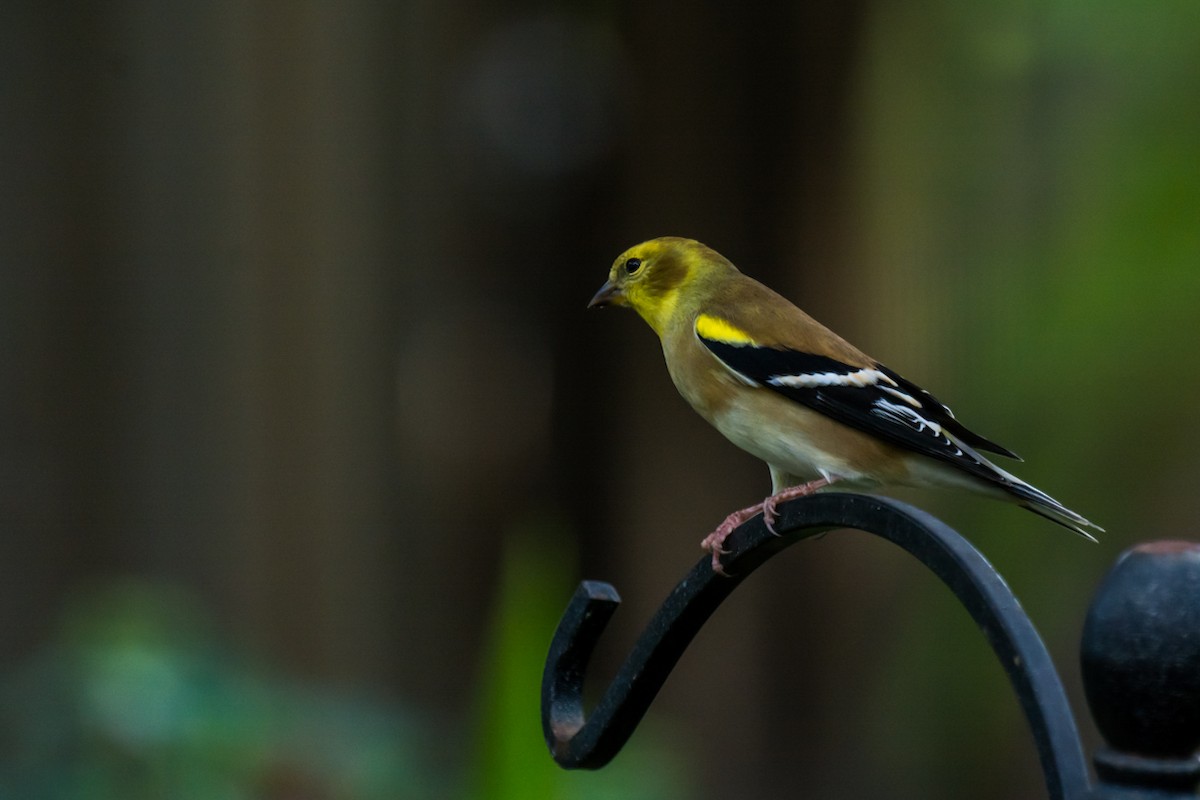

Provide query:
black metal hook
left=542, top=493, right=1092, bottom=798
left=543, top=492, right=1200, bottom=797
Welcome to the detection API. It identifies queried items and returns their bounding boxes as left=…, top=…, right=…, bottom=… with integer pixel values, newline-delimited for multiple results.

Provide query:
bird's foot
left=700, top=505, right=762, bottom=575
left=760, top=477, right=834, bottom=533
left=702, top=477, right=838, bottom=576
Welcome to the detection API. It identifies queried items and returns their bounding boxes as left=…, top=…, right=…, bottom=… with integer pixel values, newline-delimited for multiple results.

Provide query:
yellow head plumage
left=588, top=237, right=736, bottom=336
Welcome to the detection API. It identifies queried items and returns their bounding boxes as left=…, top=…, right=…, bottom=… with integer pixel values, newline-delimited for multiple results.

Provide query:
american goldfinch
left=589, top=236, right=1100, bottom=573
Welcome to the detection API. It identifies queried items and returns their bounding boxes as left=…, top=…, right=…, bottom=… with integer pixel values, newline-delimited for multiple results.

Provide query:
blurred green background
left=3, top=1, right=1198, bottom=798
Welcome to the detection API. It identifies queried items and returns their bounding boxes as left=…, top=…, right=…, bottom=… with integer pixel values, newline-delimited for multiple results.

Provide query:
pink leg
left=759, top=477, right=832, bottom=533
left=700, top=477, right=836, bottom=575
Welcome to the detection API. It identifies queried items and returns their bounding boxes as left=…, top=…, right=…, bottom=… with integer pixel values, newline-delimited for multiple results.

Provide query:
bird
left=588, top=236, right=1100, bottom=573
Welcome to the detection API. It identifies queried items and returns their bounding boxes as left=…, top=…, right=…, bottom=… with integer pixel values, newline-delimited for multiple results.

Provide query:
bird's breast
left=661, top=323, right=913, bottom=487
left=684, top=371, right=913, bottom=487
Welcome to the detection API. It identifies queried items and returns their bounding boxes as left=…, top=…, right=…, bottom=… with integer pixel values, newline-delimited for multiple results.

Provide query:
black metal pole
left=1080, top=540, right=1200, bottom=798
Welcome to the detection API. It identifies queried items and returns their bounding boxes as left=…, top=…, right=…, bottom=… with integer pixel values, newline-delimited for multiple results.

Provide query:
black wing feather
left=699, top=337, right=1018, bottom=481
left=875, top=365, right=1020, bottom=460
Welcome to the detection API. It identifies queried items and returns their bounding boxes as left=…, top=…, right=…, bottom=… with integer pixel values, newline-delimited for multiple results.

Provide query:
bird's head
left=588, top=237, right=732, bottom=335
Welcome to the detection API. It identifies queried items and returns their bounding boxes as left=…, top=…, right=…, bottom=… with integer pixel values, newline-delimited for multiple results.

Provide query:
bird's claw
left=701, top=512, right=748, bottom=574
left=760, top=497, right=781, bottom=535
left=702, top=479, right=838, bottom=575
left=699, top=521, right=736, bottom=555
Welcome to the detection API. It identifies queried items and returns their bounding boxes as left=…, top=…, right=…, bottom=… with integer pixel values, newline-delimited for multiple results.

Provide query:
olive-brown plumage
left=590, top=236, right=1100, bottom=573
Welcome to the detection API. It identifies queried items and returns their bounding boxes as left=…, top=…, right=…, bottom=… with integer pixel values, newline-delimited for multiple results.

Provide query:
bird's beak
left=587, top=279, right=624, bottom=308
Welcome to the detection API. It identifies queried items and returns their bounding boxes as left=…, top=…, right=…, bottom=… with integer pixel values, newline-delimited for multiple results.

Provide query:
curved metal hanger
left=541, top=492, right=1090, bottom=798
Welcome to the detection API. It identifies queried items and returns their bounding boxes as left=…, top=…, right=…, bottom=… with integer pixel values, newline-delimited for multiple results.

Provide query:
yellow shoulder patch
left=695, top=314, right=756, bottom=346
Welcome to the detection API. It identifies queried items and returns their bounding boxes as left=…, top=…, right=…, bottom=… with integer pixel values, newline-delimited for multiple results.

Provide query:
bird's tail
left=998, top=470, right=1103, bottom=542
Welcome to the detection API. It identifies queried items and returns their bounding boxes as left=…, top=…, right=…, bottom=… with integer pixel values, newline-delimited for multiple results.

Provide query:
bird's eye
left=624, top=257, right=642, bottom=274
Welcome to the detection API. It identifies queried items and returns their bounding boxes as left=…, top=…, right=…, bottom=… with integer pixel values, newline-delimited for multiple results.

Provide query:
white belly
left=707, top=392, right=882, bottom=491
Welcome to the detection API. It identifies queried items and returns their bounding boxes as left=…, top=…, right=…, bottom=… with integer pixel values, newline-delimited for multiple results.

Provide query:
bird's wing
left=694, top=313, right=1020, bottom=481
